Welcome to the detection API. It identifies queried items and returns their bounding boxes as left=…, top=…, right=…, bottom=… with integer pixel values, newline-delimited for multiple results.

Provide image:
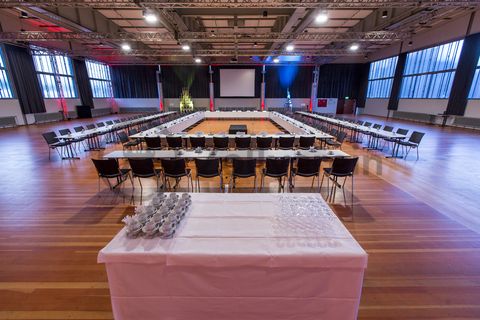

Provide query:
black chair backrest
left=86, top=124, right=96, bottom=130
left=265, top=158, right=290, bottom=176
left=105, top=120, right=114, bottom=125
left=383, top=125, right=394, bottom=132
left=117, top=131, right=129, bottom=143
left=409, top=131, right=425, bottom=144
left=331, top=157, right=359, bottom=176
left=96, top=122, right=105, bottom=127
left=357, top=120, right=364, bottom=125
left=235, top=136, right=251, bottom=149
left=278, top=136, right=295, bottom=149
left=190, top=136, right=206, bottom=149
left=337, top=131, right=347, bottom=143
left=296, top=158, right=322, bottom=176
left=233, top=159, right=257, bottom=177
left=256, top=136, right=273, bottom=149
left=195, top=158, right=221, bottom=177
left=42, top=132, right=60, bottom=145
left=58, top=128, right=71, bottom=135
left=166, top=136, right=183, bottom=149
left=214, top=136, right=229, bottom=149
left=128, top=158, right=155, bottom=177
left=299, top=136, right=316, bottom=149
left=161, top=158, right=187, bottom=176
left=363, top=122, right=372, bottom=127
left=145, top=137, right=162, bottom=149
left=129, top=128, right=138, bottom=135
left=114, top=119, right=121, bottom=123
left=74, top=126, right=84, bottom=133
left=92, top=159, right=120, bottom=177
left=396, top=128, right=409, bottom=136
left=372, top=124, right=382, bottom=130
left=330, top=128, right=338, bottom=137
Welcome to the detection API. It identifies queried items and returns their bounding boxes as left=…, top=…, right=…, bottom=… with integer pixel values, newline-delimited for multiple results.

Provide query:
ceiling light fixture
left=121, top=43, right=131, bottom=52
left=273, top=57, right=280, bottom=63
left=286, top=44, right=294, bottom=52
left=381, top=10, right=388, bottom=18
left=194, top=57, right=202, bottom=63
left=143, top=9, right=158, bottom=23
left=182, top=44, right=191, bottom=51
left=315, top=12, right=328, bottom=24
left=349, top=44, right=360, bottom=51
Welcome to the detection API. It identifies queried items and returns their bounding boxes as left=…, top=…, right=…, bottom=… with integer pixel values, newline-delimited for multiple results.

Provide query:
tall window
left=86, top=60, right=113, bottom=98
left=367, top=56, right=398, bottom=98
left=400, top=40, right=464, bottom=99
left=468, top=57, right=480, bottom=99
left=0, top=47, right=13, bottom=99
left=32, top=47, right=77, bottom=98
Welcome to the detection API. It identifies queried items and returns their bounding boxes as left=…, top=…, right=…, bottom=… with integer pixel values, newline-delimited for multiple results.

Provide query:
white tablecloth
left=98, top=193, right=367, bottom=320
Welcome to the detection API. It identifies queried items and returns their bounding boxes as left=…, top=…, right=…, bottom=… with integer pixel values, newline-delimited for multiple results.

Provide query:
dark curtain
left=4, top=44, right=45, bottom=114
left=111, top=65, right=158, bottom=98
left=356, top=63, right=370, bottom=108
left=213, top=65, right=262, bottom=98
left=317, top=64, right=365, bottom=99
left=387, top=52, right=407, bottom=110
left=446, top=32, right=480, bottom=116
left=72, top=59, right=94, bottom=108
left=266, top=66, right=313, bottom=98
left=162, top=66, right=209, bottom=98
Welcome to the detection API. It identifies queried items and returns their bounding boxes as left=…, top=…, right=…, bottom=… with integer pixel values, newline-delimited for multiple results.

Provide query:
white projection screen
left=219, top=69, right=255, bottom=97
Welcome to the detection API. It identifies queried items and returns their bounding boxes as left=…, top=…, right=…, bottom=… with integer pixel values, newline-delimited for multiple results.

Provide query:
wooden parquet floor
left=0, top=114, right=480, bottom=319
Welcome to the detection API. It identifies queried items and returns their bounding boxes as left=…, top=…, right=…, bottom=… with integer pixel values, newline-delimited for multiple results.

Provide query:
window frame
left=399, top=39, right=464, bottom=99
left=468, top=58, right=480, bottom=100
left=0, top=46, right=14, bottom=99
left=366, top=55, right=399, bottom=99
left=31, top=47, right=77, bottom=99
left=85, top=60, right=113, bottom=98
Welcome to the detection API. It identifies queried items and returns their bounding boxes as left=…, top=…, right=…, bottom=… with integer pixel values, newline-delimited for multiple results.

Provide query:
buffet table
left=98, top=193, right=367, bottom=320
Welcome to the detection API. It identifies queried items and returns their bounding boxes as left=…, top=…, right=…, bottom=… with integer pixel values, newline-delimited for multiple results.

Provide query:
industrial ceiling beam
left=0, top=0, right=478, bottom=9
left=0, top=30, right=408, bottom=42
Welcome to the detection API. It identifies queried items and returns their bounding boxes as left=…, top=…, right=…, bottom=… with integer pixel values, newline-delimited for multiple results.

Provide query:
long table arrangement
left=98, top=193, right=368, bottom=320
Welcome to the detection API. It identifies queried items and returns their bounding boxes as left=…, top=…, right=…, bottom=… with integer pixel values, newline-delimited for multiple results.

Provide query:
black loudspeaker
left=76, top=105, right=92, bottom=118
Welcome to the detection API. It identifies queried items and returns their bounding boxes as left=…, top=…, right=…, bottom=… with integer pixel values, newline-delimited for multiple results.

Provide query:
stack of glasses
left=122, top=192, right=192, bottom=239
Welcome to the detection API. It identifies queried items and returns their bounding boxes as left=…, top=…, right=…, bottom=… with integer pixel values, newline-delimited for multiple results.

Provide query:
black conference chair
left=230, top=159, right=257, bottom=192
left=256, top=136, right=273, bottom=150
left=298, top=136, right=316, bottom=150
left=117, top=131, right=141, bottom=150
left=73, top=126, right=85, bottom=133
left=278, top=136, right=295, bottom=150
left=235, top=136, right=251, bottom=150
left=290, top=158, right=322, bottom=191
left=144, top=136, right=162, bottom=150
left=213, top=136, right=229, bottom=150
left=59, top=128, right=84, bottom=152
left=382, top=128, right=408, bottom=150
left=326, top=131, right=347, bottom=149
left=398, top=131, right=425, bottom=160
left=128, top=158, right=163, bottom=192
left=42, top=132, right=70, bottom=160
left=105, top=120, right=114, bottom=125
left=114, top=119, right=121, bottom=124
left=320, top=157, right=359, bottom=207
left=383, top=125, right=394, bottom=132
left=166, top=136, right=184, bottom=150
left=190, top=136, right=206, bottom=149
left=194, top=158, right=223, bottom=192
left=86, top=124, right=96, bottom=130
left=96, top=122, right=106, bottom=128
left=261, top=158, right=290, bottom=192
left=91, top=158, right=132, bottom=192
left=161, top=158, right=193, bottom=191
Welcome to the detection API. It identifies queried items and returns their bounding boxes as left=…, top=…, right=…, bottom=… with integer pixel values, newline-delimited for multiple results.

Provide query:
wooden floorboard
left=0, top=114, right=480, bottom=319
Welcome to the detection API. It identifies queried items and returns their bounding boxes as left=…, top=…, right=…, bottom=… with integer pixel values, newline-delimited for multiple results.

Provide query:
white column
left=310, top=65, right=320, bottom=112
left=156, top=65, right=164, bottom=111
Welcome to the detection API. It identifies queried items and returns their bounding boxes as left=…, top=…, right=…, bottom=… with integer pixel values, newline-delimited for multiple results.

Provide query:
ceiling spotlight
left=273, top=57, right=280, bottom=63
left=253, top=42, right=258, bottom=47
left=121, top=43, right=131, bottom=52
left=381, top=10, right=388, bottom=18
left=286, top=44, right=294, bottom=52
left=263, top=10, right=268, bottom=17
left=182, top=44, right=190, bottom=51
left=408, top=40, right=413, bottom=46
left=349, top=44, right=360, bottom=51
left=315, top=12, right=328, bottom=24
left=143, top=9, right=158, bottom=23
left=194, top=57, right=202, bottom=63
